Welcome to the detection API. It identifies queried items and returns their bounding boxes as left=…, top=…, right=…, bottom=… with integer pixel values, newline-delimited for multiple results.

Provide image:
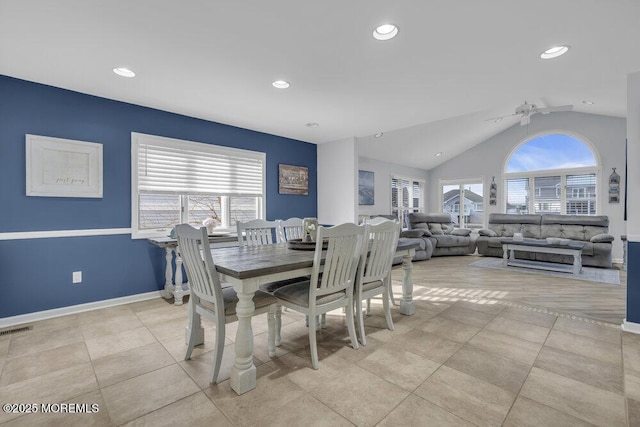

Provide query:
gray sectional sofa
left=476, top=213, right=614, bottom=268
left=399, top=213, right=476, bottom=260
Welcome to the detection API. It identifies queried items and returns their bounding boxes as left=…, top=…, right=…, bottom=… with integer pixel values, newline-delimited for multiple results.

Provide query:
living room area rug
left=469, top=257, right=621, bottom=285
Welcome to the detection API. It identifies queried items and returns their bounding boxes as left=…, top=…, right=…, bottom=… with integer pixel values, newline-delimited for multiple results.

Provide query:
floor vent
left=0, top=325, right=33, bottom=336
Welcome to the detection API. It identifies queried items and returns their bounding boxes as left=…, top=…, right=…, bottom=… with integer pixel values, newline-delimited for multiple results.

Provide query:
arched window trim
left=502, top=130, right=601, bottom=215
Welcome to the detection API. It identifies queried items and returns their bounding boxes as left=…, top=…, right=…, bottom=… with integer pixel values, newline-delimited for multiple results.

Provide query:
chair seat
left=361, top=279, right=384, bottom=292
left=260, top=276, right=310, bottom=293
left=200, top=288, right=276, bottom=316
left=273, top=280, right=346, bottom=307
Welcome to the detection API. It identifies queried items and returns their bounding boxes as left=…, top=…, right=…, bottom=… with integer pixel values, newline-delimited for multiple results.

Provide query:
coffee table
left=502, top=239, right=585, bottom=275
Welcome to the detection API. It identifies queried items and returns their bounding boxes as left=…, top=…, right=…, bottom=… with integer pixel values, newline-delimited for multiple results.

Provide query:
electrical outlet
left=72, top=271, right=82, bottom=284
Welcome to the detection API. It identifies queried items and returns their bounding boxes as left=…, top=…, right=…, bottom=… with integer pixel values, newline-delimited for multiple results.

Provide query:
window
left=131, top=133, right=265, bottom=238
left=391, top=176, right=424, bottom=227
left=441, top=180, right=484, bottom=229
left=504, top=134, right=598, bottom=215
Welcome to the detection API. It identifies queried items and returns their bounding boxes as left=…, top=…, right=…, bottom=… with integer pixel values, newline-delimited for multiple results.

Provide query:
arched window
left=504, top=133, right=599, bottom=215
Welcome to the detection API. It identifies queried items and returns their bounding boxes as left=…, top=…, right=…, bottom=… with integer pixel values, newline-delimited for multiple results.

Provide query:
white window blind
left=391, top=176, right=424, bottom=227
left=534, top=176, right=561, bottom=214
left=135, top=136, right=264, bottom=196
left=566, top=173, right=596, bottom=215
left=506, top=178, right=530, bottom=214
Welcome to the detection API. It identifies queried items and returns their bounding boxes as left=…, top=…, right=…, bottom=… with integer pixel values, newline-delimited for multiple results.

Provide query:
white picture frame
left=26, top=134, right=103, bottom=198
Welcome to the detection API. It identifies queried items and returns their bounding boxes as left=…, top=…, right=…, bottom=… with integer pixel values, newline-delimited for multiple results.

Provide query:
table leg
left=573, top=252, right=582, bottom=275
left=399, top=250, right=416, bottom=316
left=230, top=289, right=257, bottom=394
left=174, top=247, right=185, bottom=306
left=502, top=246, right=508, bottom=267
left=163, top=248, right=173, bottom=299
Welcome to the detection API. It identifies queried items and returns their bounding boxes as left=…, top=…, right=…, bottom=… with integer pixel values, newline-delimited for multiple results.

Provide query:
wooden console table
left=148, top=234, right=238, bottom=305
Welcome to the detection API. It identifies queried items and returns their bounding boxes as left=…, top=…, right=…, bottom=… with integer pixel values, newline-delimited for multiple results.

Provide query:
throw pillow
left=401, top=230, right=425, bottom=238
left=451, top=228, right=471, bottom=237
left=479, top=229, right=497, bottom=237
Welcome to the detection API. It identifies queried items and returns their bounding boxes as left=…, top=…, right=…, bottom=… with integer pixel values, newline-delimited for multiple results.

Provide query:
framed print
left=358, top=170, right=374, bottom=205
left=26, top=134, right=103, bottom=198
left=279, top=164, right=308, bottom=195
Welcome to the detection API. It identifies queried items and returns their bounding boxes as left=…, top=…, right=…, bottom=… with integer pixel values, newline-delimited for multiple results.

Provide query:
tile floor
left=1, top=273, right=638, bottom=426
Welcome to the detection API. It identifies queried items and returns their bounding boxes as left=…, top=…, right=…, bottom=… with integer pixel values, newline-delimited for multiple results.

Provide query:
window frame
left=131, top=133, right=266, bottom=239
left=503, top=131, right=600, bottom=216
left=391, top=175, right=425, bottom=227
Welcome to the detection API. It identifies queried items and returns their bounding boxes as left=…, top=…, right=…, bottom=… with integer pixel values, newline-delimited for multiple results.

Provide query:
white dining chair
left=273, top=223, right=366, bottom=369
left=363, top=216, right=399, bottom=308
left=277, top=217, right=304, bottom=242
left=236, top=219, right=280, bottom=246
left=176, top=224, right=277, bottom=384
left=355, top=220, right=400, bottom=345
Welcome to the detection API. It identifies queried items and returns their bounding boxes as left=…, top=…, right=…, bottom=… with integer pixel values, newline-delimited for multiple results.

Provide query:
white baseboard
left=622, top=319, right=640, bottom=335
left=0, top=291, right=165, bottom=329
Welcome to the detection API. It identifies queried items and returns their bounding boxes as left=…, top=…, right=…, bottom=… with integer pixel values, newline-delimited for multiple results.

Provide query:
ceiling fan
left=487, top=101, right=574, bottom=125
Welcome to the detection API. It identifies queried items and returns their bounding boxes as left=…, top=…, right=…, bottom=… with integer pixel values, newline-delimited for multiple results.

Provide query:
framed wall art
left=358, top=170, right=375, bottom=205
left=26, top=134, right=103, bottom=198
left=609, top=167, right=620, bottom=204
left=278, top=164, right=308, bottom=195
left=489, top=176, right=497, bottom=206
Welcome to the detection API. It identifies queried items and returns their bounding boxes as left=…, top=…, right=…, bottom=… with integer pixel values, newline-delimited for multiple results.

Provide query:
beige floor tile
left=308, top=364, right=409, bottom=426
left=438, top=306, right=496, bottom=328
left=453, top=299, right=506, bottom=315
left=520, top=367, right=626, bottom=426
left=27, top=314, right=80, bottom=334
left=486, top=316, right=550, bottom=344
left=0, top=342, right=90, bottom=386
left=0, top=337, right=12, bottom=358
left=80, top=313, right=144, bottom=340
left=160, top=332, right=229, bottom=362
left=127, top=297, right=176, bottom=313
left=420, top=316, right=481, bottom=343
left=78, top=305, right=135, bottom=324
left=389, top=329, right=462, bottom=363
left=7, top=326, right=84, bottom=357
left=445, top=344, right=531, bottom=394
left=135, top=304, right=188, bottom=325
left=468, top=329, right=542, bottom=365
left=85, top=326, right=157, bottom=360
left=146, top=318, right=189, bottom=342
left=626, top=370, right=640, bottom=402
left=535, top=346, right=623, bottom=394
left=623, top=332, right=640, bottom=372
left=503, top=396, right=594, bottom=427
left=545, top=330, right=622, bottom=366
left=378, top=394, right=473, bottom=426
left=93, top=342, right=176, bottom=387
left=101, top=364, right=199, bottom=425
left=1, top=390, right=112, bottom=427
left=274, top=351, right=347, bottom=392
left=553, top=317, right=621, bottom=344
left=628, top=398, right=640, bottom=427
left=121, top=392, right=231, bottom=427
left=254, top=393, right=353, bottom=427
left=357, top=343, right=440, bottom=391
left=0, top=363, right=98, bottom=423
left=360, top=321, right=412, bottom=344
left=415, top=366, right=515, bottom=426
left=204, top=371, right=305, bottom=425
left=500, top=306, right=557, bottom=328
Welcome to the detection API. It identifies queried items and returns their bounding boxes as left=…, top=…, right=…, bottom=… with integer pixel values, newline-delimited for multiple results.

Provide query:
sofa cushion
left=591, top=233, right=614, bottom=243
left=430, top=235, right=471, bottom=248
left=409, top=213, right=452, bottom=225
left=451, top=228, right=472, bottom=237
left=540, top=214, right=609, bottom=227
left=487, top=237, right=506, bottom=248
left=401, top=229, right=424, bottom=238
left=479, top=229, right=497, bottom=237
left=428, top=223, right=445, bottom=235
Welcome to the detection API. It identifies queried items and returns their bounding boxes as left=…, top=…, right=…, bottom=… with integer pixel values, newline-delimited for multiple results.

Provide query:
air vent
left=0, top=325, right=33, bottom=336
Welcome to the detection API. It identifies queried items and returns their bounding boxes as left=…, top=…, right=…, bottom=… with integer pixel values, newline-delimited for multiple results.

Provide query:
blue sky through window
left=506, top=134, right=596, bottom=173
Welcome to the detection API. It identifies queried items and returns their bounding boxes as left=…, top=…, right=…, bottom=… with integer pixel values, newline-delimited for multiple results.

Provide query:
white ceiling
left=1, top=1, right=639, bottom=170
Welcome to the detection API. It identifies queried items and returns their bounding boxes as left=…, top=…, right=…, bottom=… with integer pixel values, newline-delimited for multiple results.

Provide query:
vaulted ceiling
left=1, top=1, right=638, bottom=170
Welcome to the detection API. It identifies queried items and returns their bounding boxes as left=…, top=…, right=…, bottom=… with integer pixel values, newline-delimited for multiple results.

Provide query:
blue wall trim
left=627, top=242, right=640, bottom=323
left=0, top=75, right=317, bottom=317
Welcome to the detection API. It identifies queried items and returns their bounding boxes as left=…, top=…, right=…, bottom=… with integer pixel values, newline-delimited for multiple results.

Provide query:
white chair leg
left=356, top=297, right=367, bottom=346
left=275, top=304, right=282, bottom=346
left=388, top=273, right=397, bottom=306
left=210, top=322, right=225, bottom=384
left=185, top=300, right=198, bottom=360
left=320, top=313, right=326, bottom=329
left=267, top=306, right=276, bottom=357
left=345, top=301, right=359, bottom=350
left=366, top=298, right=371, bottom=315
left=308, top=314, right=320, bottom=369
left=383, top=286, right=394, bottom=331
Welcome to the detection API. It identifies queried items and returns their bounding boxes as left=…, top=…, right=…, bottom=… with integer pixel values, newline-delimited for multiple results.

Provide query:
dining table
left=187, top=240, right=419, bottom=395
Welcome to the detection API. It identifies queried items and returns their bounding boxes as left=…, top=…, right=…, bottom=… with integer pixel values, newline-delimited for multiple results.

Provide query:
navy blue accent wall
left=0, top=75, right=317, bottom=317
left=627, top=242, right=640, bottom=323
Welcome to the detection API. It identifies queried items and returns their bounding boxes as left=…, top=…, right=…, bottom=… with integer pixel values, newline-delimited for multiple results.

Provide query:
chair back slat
left=175, top=224, right=223, bottom=308
left=360, top=221, right=400, bottom=284
left=312, top=223, right=366, bottom=297
left=237, top=219, right=279, bottom=246
left=278, top=217, right=304, bottom=242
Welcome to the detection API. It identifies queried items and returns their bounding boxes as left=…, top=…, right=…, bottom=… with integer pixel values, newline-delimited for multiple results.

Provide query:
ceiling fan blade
left=537, top=104, right=573, bottom=114
left=485, top=113, right=519, bottom=122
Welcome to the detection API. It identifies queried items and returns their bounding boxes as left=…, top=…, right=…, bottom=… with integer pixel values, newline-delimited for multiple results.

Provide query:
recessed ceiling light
left=374, top=132, right=383, bottom=138
left=540, top=45, right=570, bottom=59
left=582, top=100, right=594, bottom=105
left=272, top=80, right=290, bottom=89
left=434, top=151, right=443, bottom=157
left=113, top=67, right=135, bottom=78
left=373, top=24, right=399, bottom=41
left=306, top=122, right=319, bottom=128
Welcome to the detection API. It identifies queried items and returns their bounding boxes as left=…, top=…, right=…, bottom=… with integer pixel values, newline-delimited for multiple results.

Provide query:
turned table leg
left=399, top=250, right=416, bottom=316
